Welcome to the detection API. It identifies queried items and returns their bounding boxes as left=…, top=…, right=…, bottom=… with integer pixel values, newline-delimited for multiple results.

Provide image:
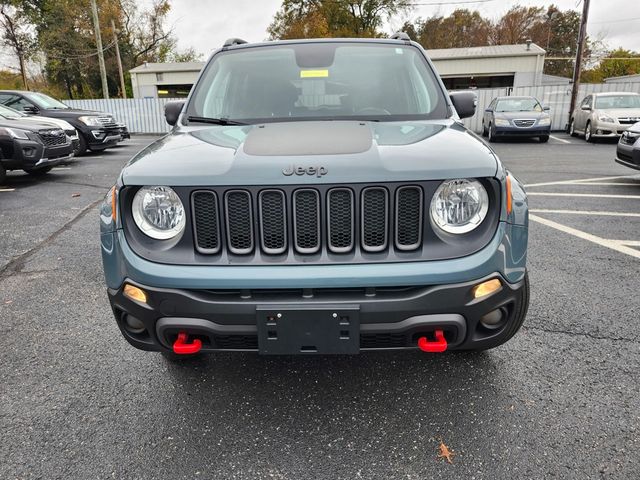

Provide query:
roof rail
left=390, top=32, right=411, bottom=41
left=223, top=38, right=248, bottom=48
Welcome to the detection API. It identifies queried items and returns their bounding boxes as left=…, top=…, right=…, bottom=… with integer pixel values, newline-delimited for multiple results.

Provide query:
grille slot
left=360, top=333, right=408, bottom=349
left=293, top=189, right=321, bottom=254
left=38, top=129, right=67, bottom=147
left=192, top=191, right=220, bottom=254
left=327, top=188, right=354, bottom=253
left=513, top=119, right=535, bottom=127
left=395, top=186, right=423, bottom=250
left=225, top=190, right=254, bottom=254
left=361, top=187, right=388, bottom=252
left=259, top=190, right=287, bottom=254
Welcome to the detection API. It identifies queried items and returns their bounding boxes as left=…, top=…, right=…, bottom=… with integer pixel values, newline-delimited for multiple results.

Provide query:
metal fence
left=64, top=98, right=177, bottom=134
left=64, top=81, right=640, bottom=135
left=462, top=82, right=640, bottom=133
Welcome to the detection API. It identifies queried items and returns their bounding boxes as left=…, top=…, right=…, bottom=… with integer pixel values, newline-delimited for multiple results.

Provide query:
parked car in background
left=482, top=96, right=551, bottom=143
left=570, top=92, right=640, bottom=142
left=616, top=121, right=640, bottom=171
left=0, top=117, right=73, bottom=183
left=0, top=104, right=80, bottom=154
left=0, top=90, right=129, bottom=155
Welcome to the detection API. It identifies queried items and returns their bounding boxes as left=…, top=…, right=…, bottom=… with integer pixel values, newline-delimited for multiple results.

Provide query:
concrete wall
left=131, top=70, right=202, bottom=98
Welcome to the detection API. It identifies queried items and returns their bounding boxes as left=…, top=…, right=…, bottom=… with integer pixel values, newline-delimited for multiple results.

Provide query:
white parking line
left=550, top=135, right=571, bottom=144
left=0, top=188, right=15, bottom=192
left=610, top=240, right=640, bottom=247
left=525, top=174, right=640, bottom=188
left=530, top=214, right=640, bottom=259
left=52, top=167, right=71, bottom=170
left=528, top=192, right=640, bottom=199
left=530, top=209, right=640, bottom=217
left=569, top=182, right=640, bottom=186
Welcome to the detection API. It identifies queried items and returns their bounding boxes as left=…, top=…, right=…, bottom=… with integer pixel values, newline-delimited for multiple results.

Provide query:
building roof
left=130, top=62, right=205, bottom=74
left=427, top=43, right=545, bottom=60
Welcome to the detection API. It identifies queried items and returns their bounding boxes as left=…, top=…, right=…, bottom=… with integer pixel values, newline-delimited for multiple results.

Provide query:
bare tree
left=0, top=2, right=36, bottom=89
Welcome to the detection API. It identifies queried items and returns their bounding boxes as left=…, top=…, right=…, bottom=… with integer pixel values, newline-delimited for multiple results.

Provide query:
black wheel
left=569, top=118, right=577, bottom=137
left=76, top=133, right=88, bottom=155
left=585, top=121, right=594, bottom=143
left=488, top=123, right=497, bottom=142
left=481, top=121, right=488, bottom=137
left=539, top=135, right=549, bottom=143
left=0, top=163, right=6, bottom=184
left=89, top=146, right=108, bottom=153
left=461, top=273, right=530, bottom=352
left=24, top=166, right=53, bottom=176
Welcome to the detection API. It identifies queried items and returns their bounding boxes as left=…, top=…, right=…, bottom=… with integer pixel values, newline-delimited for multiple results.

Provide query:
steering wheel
left=356, top=107, right=391, bottom=116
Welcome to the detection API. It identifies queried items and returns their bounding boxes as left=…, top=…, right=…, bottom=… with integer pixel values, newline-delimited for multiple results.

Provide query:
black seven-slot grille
left=192, top=184, right=424, bottom=257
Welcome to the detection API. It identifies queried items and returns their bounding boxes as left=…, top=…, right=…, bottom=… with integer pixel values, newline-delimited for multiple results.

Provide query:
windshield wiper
left=186, top=116, right=247, bottom=126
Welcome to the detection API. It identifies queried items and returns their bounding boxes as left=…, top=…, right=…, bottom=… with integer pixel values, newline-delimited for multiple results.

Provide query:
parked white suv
left=569, top=92, right=640, bottom=142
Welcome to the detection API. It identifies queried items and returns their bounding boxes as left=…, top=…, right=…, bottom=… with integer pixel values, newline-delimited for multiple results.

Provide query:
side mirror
left=485, top=108, right=493, bottom=113
left=450, top=91, right=477, bottom=119
left=543, top=106, right=550, bottom=111
left=164, top=100, right=185, bottom=126
left=23, top=105, right=39, bottom=114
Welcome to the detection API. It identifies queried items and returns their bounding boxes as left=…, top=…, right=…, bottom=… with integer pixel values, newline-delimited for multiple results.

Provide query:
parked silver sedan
left=570, top=92, right=640, bottom=142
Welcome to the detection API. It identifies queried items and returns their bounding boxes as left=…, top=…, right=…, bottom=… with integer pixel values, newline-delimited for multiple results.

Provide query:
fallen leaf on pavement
left=72, top=193, right=81, bottom=198
left=438, top=440, right=455, bottom=464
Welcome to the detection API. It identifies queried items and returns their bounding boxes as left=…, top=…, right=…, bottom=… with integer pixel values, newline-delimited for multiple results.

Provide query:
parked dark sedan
left=616, top=121, right=640, bottom=171
left=482, top=96, right=551, bottom=143
left=0, top=90, right=129, bottom=155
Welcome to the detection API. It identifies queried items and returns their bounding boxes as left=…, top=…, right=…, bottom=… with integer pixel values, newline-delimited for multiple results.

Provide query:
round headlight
left=132, top=186, right=185, bottom=240
left=430, top=179, right=489, bottom=234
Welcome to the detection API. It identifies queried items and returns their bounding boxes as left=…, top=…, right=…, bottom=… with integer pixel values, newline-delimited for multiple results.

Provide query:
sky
left=160, top=0, right=640, bottom=59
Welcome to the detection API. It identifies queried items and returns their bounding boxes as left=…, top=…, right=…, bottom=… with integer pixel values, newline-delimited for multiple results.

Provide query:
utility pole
left=90, top=0, right=109, bottom=99
left=568, top=0, right=590, bottom=130
left=111, top=19, right=127, bottom=99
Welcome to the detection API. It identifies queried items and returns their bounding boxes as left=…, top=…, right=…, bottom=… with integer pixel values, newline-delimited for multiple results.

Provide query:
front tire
left=482, top=121, right=488, bottom=137
left=488, top=123, right=497, bottom=142
left=77, top=133, right=88, bottom=155
left=569, top=118, right=577, bottom=137
left=539, top=135, right=549, bottom=143
left=585, top=121, right=594, bottom=143
left=0, top=163, right=6, bottom=184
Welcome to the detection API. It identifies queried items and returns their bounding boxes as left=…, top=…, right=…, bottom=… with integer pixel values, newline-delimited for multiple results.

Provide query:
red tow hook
left=172, top=332, right=202, bottom=355
left=417, top=329, right=448, bottom=353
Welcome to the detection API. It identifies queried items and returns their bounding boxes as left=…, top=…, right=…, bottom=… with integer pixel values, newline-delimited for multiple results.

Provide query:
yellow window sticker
left=300, top=69, right=329, bottom=78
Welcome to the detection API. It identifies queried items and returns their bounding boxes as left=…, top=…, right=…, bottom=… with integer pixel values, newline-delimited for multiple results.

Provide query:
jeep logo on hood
left=282, top=165, right=328, bottom=177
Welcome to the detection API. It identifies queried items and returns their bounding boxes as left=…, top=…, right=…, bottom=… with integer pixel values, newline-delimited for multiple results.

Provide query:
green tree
left=582, top=49, right=640, bottom=83
left=268, top=0, right=412, bottom=39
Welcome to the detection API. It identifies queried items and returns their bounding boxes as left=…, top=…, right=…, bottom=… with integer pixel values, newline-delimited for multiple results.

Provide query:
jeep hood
left=122, top=120, right=498, bottom=186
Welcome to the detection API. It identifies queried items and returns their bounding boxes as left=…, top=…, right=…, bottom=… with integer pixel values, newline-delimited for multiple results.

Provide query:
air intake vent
left=293, top=189, right=320, bottom=254
left=225, top=190, right=254, bottom=254
left=327, top=188, right=354, bottom=253
left=192, top=191, right=220, bottom=253
left=395, top=186, right=423, bottom=250
left=361, top=187, right=388, bottom=252
left=259, top=190, right=287, bottom=254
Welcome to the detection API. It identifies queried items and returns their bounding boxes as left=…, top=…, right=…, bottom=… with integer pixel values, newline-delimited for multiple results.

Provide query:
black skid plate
left=256, top=305, right=360, bottom=355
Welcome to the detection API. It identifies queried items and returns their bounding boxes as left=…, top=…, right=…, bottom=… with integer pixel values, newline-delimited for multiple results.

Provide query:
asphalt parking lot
left=1, top=133, right=639, bottom=479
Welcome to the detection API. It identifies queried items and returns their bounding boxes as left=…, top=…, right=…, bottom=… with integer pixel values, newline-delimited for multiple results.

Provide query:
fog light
left=480, top=309, right=505, bottom=329
left=473, top=279, right=502, bottom=299
left=123, top=314, right=145, bottom=334
left=597, top=129, right=602, bottom=135
left=123, top=284, right=147, bottom=304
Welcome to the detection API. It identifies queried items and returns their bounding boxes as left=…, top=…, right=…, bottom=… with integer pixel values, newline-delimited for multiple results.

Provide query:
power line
left=590, top=16, right=640, bottom=24
left=411, top=0, right=495, bottom=5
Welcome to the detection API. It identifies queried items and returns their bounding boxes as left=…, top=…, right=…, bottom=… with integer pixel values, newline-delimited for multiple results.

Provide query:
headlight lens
left=598, top=114, right=615, bottom=123
left=132, top=186, right=185, bottom=239
left=0, top=127, right=30, bottom=139
left=538, top=117, right=551, bottom=126
left=78, top=115, right=102, bottom=126
left=494, top=118, right=510, bottom=127
left=430, top=179, right=489, bottom=234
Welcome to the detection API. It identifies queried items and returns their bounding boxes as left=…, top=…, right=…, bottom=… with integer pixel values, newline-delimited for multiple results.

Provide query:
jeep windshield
left=187, top=42, right=449, bottom=124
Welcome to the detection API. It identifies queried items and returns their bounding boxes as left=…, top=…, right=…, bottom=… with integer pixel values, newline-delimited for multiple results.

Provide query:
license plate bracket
left=256, top=305, right=360, bottom=354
